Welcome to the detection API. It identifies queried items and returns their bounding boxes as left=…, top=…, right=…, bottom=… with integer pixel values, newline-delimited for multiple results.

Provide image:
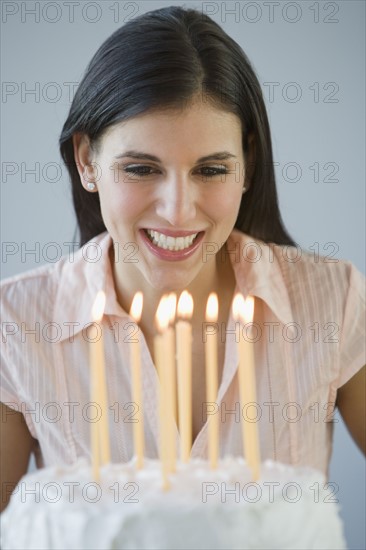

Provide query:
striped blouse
left=1, top=229, right=365, bottom=477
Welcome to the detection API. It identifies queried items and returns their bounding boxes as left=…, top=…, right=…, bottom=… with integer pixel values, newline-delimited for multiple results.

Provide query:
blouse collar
left=54, top=230, right=293, bottom=342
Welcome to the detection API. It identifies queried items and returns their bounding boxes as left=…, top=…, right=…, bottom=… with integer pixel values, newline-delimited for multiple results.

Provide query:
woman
left=1, top=5, right=365, bottom=513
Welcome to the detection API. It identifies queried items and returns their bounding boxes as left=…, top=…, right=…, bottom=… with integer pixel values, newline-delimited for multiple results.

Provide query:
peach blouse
left=1, top=230, right=365, bottom=476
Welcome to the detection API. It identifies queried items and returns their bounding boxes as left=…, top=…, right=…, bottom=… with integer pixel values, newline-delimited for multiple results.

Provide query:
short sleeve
left=0, top=330, right=22, bottom=410
left=0, top=281, right=38, bottom=439
left=336, top=263, right=366, bottom=388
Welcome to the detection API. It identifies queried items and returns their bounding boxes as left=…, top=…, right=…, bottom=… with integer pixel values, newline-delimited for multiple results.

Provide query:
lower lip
left=140, top=229, right=205, bottom=261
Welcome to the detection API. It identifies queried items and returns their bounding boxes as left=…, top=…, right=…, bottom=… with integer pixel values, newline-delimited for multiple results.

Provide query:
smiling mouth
left=144, top=229, right=200, bottom=251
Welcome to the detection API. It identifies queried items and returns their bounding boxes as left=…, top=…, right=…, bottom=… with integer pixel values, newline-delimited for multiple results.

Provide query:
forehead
left=99, top=101, right=243, bottom=157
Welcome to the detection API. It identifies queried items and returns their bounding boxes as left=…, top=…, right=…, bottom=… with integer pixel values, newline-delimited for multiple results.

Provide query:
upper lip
left=142, top=228, right=204, bottom=237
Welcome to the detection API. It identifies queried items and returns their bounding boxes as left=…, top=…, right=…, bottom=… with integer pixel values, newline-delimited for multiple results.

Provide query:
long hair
left=60, top=5, right=295, bottom=247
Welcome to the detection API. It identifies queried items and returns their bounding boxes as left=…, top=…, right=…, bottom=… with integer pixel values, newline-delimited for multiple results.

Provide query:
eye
left=197, top=166, right=230, bottom=179
left=123, top=164, right=159, bottom=177
left=117, top=163, right=231, bottom=181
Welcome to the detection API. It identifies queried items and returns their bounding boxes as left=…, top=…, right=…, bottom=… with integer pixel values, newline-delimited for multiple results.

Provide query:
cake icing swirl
left=1, top=458, right=346, bottom=550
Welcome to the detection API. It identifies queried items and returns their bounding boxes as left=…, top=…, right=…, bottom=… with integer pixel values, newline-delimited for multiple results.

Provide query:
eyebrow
left=113, top=150, right=237, bottom=163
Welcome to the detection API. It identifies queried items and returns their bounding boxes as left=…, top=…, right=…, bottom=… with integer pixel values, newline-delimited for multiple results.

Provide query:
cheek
left=97, top=172, right=144, bottom=227
left=101, top=190, right=143, bottom=223
left=207, top=188, right=242, bottom=222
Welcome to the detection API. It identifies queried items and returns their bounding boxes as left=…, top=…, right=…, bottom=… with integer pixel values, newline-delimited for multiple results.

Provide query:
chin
left=146, top=269, right=197, bottom=294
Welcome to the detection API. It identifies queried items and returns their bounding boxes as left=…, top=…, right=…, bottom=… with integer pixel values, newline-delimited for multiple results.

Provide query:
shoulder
left=0, top=258, right=67, bottom=325
left=229, top=229, right=365, bottom=317
left=1, top=261, right=59, bottom=289
left=0, top=232, right=111, bottom=304
left=230, top=228, right=363, bottom=279
left=276, top=243, right=358, bottom=283
left=1, top=260, right=62, bottom=297
left=273, top=242, right=364, bottom=302
left=1, top=231, right=112, bottom=336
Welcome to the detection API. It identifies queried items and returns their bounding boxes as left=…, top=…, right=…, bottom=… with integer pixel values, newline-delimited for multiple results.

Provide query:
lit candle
left=154, top=295, right=171, bottom=490
left=90, top=335, right=101, bottom=482
left=205, top=293, right=219, bottom=469
left=129, top=292, right=144, bottom=469
left=166, top=293, right=177, bottom=472
left=176, top=291, right=193, bottom=462
left=90, top=290, right=110, bottom=480
left=232, top=294, right=260, bottom=480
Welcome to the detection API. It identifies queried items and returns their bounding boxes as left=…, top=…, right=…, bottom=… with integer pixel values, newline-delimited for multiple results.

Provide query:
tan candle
left=90, top=291, right=110, bottom=480
left=155, top=295, right=171, bottom=490
left=205, top=292, right=219, bottom=469
left=166, top=293, right=177, bottom=472
left=129, top=292, right=144, bottom=469
left=176, top=291, right=193, bottom=462
left=90, top=334, right=101, bottom=482
left=233, top=294, right=260, bottom=480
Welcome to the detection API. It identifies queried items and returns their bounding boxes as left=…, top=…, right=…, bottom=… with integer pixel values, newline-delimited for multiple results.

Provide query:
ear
left=72, top=133, right=98, bottom=192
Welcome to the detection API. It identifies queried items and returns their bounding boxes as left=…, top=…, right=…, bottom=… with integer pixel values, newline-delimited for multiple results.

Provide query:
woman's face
left=85, top=100, right=246, bottom=291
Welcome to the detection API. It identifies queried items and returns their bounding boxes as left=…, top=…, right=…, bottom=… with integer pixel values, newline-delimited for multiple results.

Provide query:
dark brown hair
left=60, top=5, right=295, bottom=247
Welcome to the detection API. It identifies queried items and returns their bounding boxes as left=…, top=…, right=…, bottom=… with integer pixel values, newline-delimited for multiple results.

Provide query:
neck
left=110, top=243, right=236, bottom=338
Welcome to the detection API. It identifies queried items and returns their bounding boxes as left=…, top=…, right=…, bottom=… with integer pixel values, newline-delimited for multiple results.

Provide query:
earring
left=87, top=182, right=96, bottom=191
left=242, top=186, right=247, bottom=194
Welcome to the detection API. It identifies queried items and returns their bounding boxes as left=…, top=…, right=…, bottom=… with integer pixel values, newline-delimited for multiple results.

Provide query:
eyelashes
left=121, top=164, right=230, bottom=179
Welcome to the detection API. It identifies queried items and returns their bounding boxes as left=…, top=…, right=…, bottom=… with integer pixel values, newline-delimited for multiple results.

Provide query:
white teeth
left=176, top=237, right=184, bottom=249
left=145, top=229, right=198, bottom=251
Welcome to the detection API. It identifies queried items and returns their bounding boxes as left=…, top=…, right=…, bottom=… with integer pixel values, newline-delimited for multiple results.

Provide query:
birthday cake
left=1, top=457, right=346, bottom=550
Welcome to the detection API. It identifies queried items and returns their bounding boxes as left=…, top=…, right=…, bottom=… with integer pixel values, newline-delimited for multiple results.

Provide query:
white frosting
left=1, top=458, right=346, bottom=550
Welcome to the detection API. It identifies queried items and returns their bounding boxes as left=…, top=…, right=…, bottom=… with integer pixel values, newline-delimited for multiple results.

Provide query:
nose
left=155, top=174, right=197, bottom=227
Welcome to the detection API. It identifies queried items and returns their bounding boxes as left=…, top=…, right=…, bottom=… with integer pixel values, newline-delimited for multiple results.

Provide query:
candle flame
left=243, top=296, right=255, bottom=323
left=130, top=292, right=143, bottom=322
left=232, top=293, right=255, bottom=323
left=177, top=291, right=193, bottom=319
left=167, top=293, right=177, bottom=325
left=206, top=292, right=218, bottom=322
left=155, top=295, right=170, bottom=332
left=92, top=290, right=106, bottom=322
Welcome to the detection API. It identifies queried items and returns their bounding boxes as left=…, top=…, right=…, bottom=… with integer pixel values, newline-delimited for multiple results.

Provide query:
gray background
left=1, top=1, right=365, bottom=547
